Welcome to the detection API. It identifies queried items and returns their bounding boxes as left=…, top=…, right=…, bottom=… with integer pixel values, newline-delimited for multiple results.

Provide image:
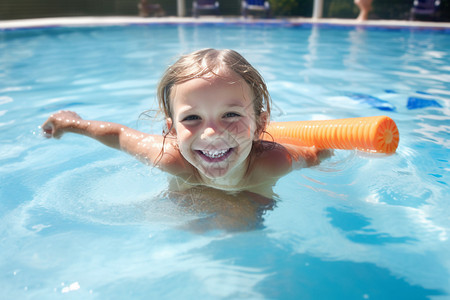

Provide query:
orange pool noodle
left=263, top=116, right=399, bottom=154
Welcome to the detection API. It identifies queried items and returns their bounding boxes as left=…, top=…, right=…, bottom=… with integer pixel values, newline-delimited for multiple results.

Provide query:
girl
left=42, top=49, right=326, bottom=230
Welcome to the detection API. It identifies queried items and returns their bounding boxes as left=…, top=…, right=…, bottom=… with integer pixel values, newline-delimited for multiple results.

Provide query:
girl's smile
left=196, top=148, right=234, bottom=162
left=169, top=69, right=261, bottom=186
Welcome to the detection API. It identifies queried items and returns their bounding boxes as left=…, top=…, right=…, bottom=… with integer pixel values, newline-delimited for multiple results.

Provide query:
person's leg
left=354, top=0, right=373, bottom=21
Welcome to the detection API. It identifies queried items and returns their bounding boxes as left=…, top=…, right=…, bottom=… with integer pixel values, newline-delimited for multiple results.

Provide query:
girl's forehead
left=194, top=68, right=245, bottom=86
left=171, top=70, right=253, bottom=100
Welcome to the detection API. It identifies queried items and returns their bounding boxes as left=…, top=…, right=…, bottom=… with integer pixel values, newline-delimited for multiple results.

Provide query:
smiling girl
left=42, top=49, right=326, bottom=204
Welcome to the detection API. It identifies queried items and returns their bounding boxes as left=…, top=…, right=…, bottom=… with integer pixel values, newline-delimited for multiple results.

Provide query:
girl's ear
left=254, top=111, right=269, bottom=141
left=166, top=118, right=176, bottom=136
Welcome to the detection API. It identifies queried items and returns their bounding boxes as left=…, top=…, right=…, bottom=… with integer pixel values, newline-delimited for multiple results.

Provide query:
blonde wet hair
left=157, top=48, right=271, bottom=134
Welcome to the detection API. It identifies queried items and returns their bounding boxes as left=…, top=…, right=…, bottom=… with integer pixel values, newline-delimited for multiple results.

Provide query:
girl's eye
left=224, top=112, right=241, bottom=118
left=182, top=115, right=201, bottom=122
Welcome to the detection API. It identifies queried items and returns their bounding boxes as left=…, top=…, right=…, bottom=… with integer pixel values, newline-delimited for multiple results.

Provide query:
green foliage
left=269, top=0, right=313, bottom=17
left=370, top=0, right=411, bottom=20
left=269, top=0, right=298, bottom=16
left=324, top=0, right=358, bottom=18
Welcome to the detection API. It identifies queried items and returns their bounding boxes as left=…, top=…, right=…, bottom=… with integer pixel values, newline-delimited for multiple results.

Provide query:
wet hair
left=157, top=48, right=271, bottom=134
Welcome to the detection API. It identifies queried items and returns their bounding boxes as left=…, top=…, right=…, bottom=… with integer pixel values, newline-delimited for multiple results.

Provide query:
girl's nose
left=201, top=127, right=217, bottom=140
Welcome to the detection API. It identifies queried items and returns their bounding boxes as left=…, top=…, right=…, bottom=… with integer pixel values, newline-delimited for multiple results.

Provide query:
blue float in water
left=384, top=89, right=397, bottom=94
left=407, top=97, right=442, bottom=110
left=349, top=93, right=396, bottom=111
left=416, top=91, right=432, bottom=95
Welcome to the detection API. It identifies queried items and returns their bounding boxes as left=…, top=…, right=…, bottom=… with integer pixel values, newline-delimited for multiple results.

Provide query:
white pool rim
left=1, top=16, right=450, bottom=30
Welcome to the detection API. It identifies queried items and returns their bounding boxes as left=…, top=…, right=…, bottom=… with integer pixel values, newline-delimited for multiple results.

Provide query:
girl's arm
left=42, top=111, right=138, bottom=150
left=254, top=142, right=331, bottom=182
left=41, top=111, right=184, bottom=171
left=282, top=144, right=332, bottom=168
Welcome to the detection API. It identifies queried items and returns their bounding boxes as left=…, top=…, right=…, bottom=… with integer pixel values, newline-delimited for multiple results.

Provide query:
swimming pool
left=1, top=21, right=449, bottom=299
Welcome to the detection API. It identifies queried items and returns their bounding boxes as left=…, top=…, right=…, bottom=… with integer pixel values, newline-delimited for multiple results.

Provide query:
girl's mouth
left=196, top=148, right=234, bottom=162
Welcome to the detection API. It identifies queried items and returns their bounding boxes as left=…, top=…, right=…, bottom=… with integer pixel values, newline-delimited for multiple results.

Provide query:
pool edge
left=1, top=16, right=450, bottom=31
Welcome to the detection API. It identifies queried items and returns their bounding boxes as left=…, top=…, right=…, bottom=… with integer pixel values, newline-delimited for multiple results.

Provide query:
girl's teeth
left=202, top=149, right=229, bottom=158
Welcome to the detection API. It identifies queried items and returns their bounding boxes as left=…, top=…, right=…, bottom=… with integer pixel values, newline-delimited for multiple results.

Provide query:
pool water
left=1, top=23, right=449, bottom=299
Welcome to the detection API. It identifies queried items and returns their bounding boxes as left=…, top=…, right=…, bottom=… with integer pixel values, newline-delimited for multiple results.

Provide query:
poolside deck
left=1, top=16, right=450, bottom=30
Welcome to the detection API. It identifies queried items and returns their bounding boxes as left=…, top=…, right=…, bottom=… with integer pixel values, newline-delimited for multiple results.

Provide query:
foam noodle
left=262, top=116, right=399, bottom=154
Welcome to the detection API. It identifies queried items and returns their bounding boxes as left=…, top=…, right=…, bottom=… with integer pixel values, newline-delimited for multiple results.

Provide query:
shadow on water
left=202, top=235, right=446, bottom=299
left=326, top=207, right=418, bottom=245
left=160, top=185, right=276, bottom=233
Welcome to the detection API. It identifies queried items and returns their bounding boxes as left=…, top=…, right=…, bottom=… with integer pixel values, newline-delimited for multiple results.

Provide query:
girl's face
left=169, top=70, right=262, bottom=184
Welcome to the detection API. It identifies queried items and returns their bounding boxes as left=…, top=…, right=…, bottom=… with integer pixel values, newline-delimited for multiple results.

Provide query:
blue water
left=1, top=23, right=449, bottom=299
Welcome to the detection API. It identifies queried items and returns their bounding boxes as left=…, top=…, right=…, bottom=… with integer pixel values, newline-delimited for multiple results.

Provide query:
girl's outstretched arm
left=41, top=111, right=180, bottom=169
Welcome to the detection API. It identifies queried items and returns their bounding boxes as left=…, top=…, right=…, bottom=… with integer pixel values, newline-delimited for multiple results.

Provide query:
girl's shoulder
left=156, top=139, right=194, bottom=176
left=251, top=141, right=293, bottom=177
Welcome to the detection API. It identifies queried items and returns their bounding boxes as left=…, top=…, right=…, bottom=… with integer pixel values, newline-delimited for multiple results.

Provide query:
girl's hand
left=42, top=110, right=82, bottom=139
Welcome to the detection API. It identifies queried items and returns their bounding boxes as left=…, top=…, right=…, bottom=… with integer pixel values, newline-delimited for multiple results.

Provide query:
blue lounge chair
left=410, top=0, right=441, bottom=20
left=242, top=0, right=271, bottom=18
left=192, top=0, right=220, bottom=18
